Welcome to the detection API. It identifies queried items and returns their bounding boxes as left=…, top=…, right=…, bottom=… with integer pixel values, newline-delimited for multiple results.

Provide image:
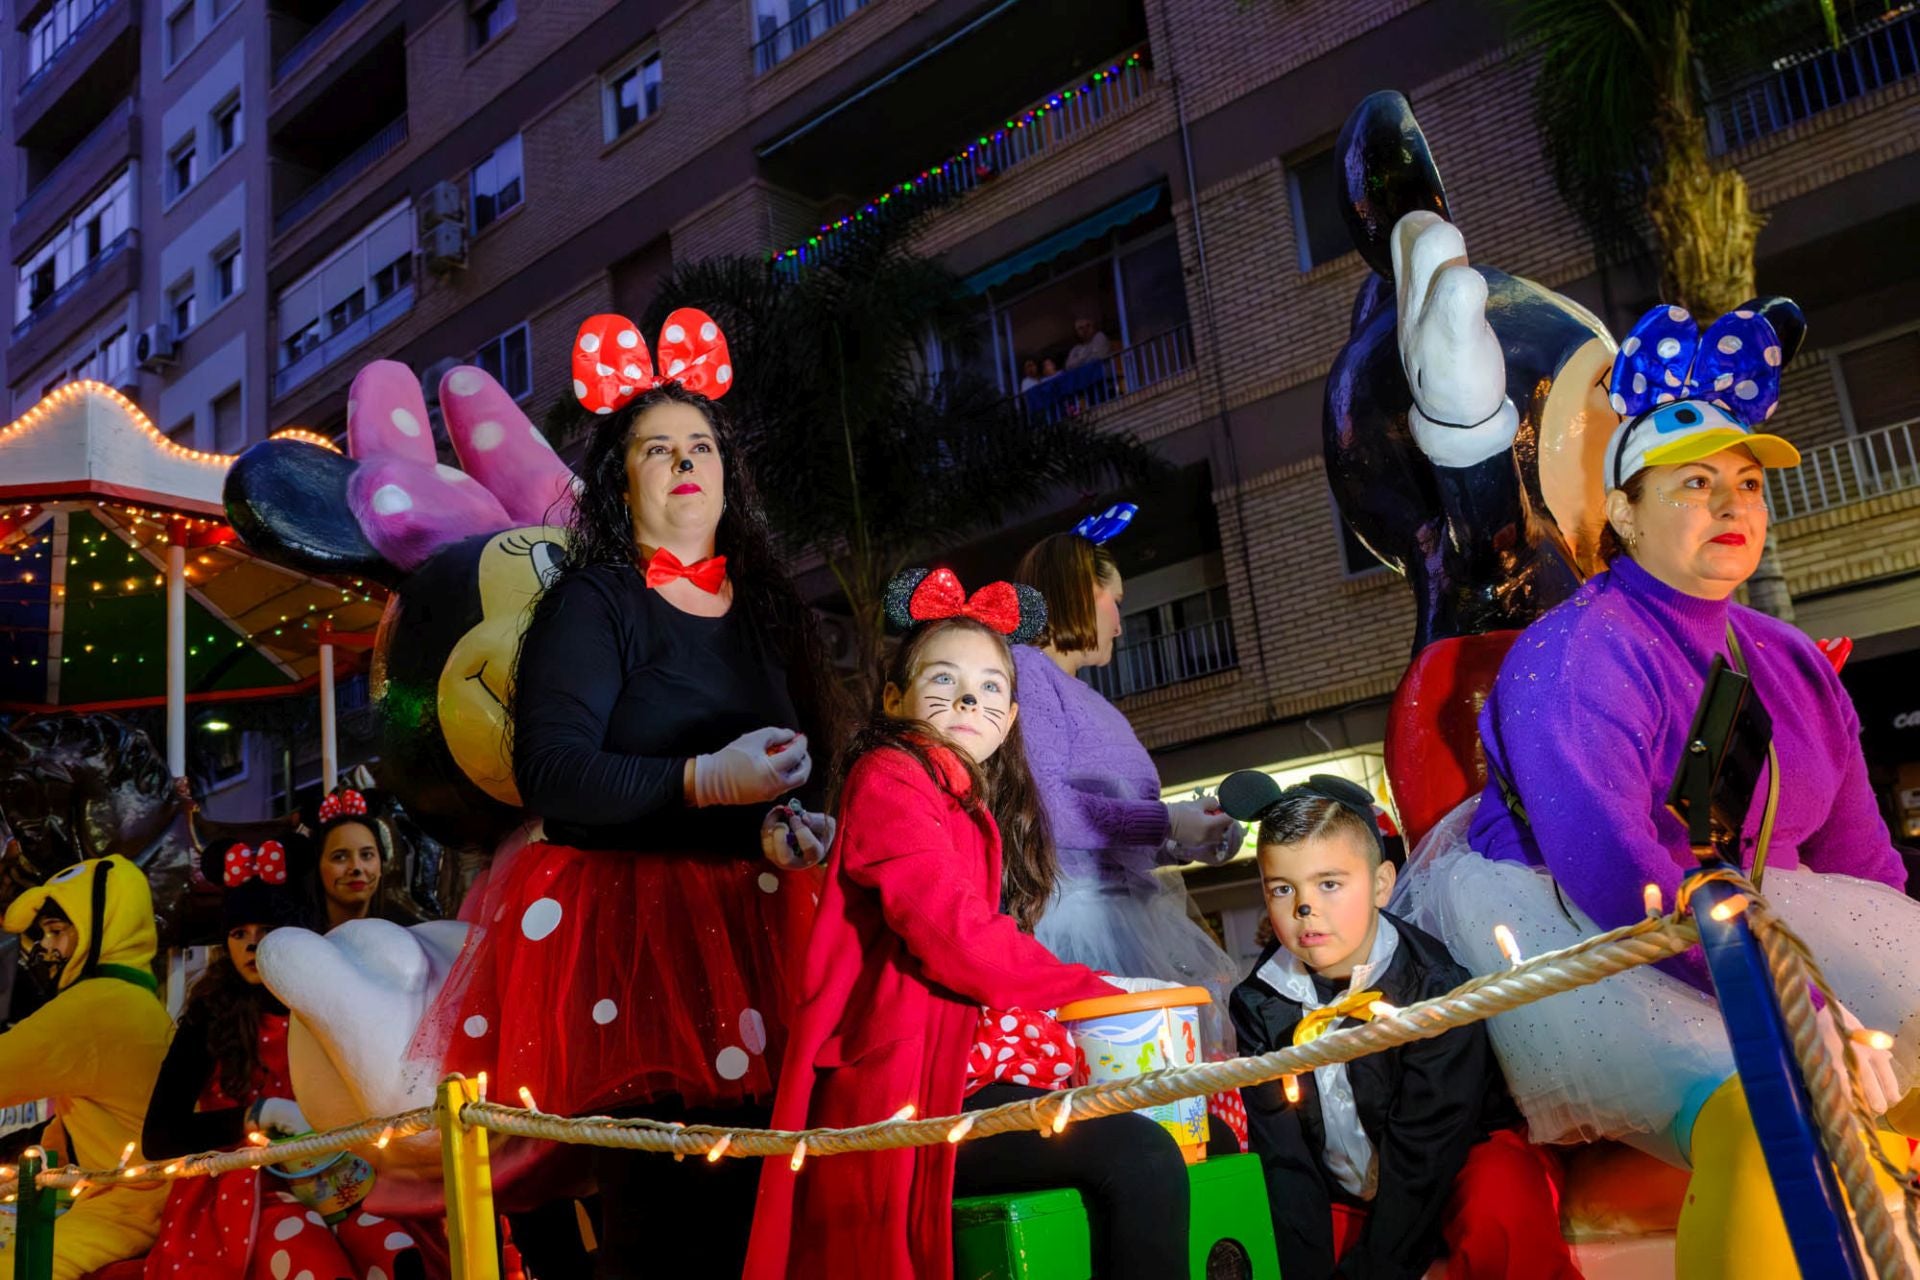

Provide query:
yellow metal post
left=437, top=1076, right=500, bottom=1280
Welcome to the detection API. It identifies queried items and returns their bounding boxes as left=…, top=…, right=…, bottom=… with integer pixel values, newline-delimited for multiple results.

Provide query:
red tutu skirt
left=413, top=841, right=821, bottom=1116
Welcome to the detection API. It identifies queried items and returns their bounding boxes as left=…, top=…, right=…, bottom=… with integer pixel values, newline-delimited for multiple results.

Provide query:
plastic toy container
left=1055, top=985, right=1212, bottom=1163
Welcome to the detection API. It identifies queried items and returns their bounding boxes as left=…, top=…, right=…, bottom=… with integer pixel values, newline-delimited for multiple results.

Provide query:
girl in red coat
left=746, top=568, right=1191, bottom=1280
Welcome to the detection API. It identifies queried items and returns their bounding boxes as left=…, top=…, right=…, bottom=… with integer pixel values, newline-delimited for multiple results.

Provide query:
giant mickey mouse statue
left=1323, top=91, right=1810, bottom=846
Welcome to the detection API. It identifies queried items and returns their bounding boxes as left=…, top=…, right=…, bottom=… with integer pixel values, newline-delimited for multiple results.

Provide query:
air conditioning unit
left=424, top=221, right=467, bottom=275
left=135, top=324, right=176, bottom=371
left=420, top=181, right=464, bottom=229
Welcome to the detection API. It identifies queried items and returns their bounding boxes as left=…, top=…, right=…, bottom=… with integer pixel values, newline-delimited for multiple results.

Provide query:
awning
left=963, top=185, right=1163, bottom=294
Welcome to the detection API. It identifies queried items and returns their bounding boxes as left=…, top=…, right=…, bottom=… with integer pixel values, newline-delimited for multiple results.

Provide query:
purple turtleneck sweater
left=1469, top=555, right=1904, bottom=988
left=1012, top=645, right=1172, bottom=879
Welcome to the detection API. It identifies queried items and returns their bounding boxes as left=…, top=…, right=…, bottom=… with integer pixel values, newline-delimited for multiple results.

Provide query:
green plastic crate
left=951, top=1153, right=1281, bottom=1280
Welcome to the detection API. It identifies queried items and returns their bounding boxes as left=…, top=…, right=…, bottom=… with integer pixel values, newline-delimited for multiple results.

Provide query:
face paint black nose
left=1295, top=902, right=1312, bottom=919
left=676, top=458, right=695, bottom=473
left=959, top=694, right=978, bottom=707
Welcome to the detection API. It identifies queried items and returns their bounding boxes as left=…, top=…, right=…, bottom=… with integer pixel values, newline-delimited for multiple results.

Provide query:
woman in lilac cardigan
left=1014, top=516, right=1244, bottom=1056
left=1394, top=305, right=1920, bottom=1276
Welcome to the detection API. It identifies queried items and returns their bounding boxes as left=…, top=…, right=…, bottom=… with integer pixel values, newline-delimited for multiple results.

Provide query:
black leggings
left=588, top=1099, right=768, bottom=1280
left=953, top=1083, right=1191, bottom=1280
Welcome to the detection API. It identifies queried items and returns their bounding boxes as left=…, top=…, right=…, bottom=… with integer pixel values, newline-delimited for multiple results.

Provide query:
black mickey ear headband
left=883, top=567, right=1048, bottom=646
left=1217, top=771, right=1386, bottom=860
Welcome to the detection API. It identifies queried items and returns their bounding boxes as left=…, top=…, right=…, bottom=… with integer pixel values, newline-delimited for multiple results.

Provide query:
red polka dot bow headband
left=885, top=568, right=1048, bottom=645
left=318, top=788, right=368, bottom=823
left=223, top=841, right=288, bottom=888
left=572, top=308, right=734, bottom=415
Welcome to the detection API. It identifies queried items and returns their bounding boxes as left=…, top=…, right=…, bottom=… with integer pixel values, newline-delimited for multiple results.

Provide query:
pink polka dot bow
left=224, top=841, right=288, bottom=888
left=571, top=308, right=734, bottom=415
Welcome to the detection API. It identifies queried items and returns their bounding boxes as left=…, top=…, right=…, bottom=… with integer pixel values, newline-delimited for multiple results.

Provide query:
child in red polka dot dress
left=140, top=841, right=427, bottom=1280
left=747, top=573, right=1194, bottom=1280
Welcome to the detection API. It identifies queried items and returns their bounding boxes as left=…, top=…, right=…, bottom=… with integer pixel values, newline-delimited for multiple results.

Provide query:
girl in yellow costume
left=0, top=856, right=172, bottom=1279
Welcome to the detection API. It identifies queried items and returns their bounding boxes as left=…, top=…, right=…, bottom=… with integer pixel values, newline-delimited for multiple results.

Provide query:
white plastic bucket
left=1057, top=985, right=1211, bottom=1162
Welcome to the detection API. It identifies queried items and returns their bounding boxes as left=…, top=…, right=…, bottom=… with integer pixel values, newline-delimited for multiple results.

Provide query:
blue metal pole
left=1686, top=866, right=1868, bottom=1280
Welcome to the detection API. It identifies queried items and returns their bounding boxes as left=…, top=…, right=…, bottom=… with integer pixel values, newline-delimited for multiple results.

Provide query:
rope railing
left=4, top=888, right=1915, bottom=1278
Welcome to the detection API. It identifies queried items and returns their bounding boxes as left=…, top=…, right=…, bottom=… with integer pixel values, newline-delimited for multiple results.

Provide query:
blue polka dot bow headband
left=1072, top=503, right=1137, bottom=545
left=1609, top=305, right=1784, bottom=428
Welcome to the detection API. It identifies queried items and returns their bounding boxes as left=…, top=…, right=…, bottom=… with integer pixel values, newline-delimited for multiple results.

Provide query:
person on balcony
left=1012, top=506, right=1245, bottom=1075
left=1063, top=315, right=1113, bottom=370
left=1392, top=301, right=1920, bottom=1279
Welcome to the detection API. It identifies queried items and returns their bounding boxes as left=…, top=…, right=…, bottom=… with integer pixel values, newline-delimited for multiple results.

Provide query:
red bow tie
left=644, top=547, right=728, bottom=594
left=224, top=841, right=288, bottom=888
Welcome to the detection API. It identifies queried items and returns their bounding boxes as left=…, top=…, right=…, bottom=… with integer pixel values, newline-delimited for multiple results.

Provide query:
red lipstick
left=1710, top=532, right=1747, bottom=546
left=670, top=483, right=702, bottom=495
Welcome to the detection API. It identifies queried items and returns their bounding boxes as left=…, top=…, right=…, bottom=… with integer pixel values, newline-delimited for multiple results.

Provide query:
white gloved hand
left=1166, top=800, right=1235, bottom=853
left=1185, top=819, right=1245, bottom=867
left=251, top=1097, right=310, bottom=1137
left=1103, top=976, right=1186, bottom=994
left=1818, top=1000, right=1901, bottom=1116
left=1390, top=211, right=1518, bottom=468
left=760, top=804, right=834, bottom=870
left=691, top=728, right=811, bottom=808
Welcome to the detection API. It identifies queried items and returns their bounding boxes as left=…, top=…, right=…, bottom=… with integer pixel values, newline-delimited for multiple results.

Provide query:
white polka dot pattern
left=570, top=308, right=734, bottom=413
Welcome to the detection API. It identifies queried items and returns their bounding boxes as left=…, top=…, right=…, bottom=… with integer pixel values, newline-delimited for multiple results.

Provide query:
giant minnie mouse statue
left=1323, top=92, right=1809, bottom=844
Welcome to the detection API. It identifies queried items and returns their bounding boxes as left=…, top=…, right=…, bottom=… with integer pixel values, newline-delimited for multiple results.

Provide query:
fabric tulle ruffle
left=1035, top=860, right=1241, bottom=1059
left=411, top=840, right=822, bottom=1117
left=1394, top=798, right=1920, bottom=1162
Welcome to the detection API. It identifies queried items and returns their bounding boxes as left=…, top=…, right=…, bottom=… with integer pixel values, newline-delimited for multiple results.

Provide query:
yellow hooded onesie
left=1, top=855, right=171, bottom=1279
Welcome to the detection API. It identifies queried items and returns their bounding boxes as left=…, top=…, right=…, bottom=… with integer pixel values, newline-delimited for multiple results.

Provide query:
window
left=211, top=384, right=244, bottom=453
left=26, top=0, right=112, bottom=79
left=28, top=259, right=56, bottom=310
left=604, top=52, right=663, bottom=140
left=474, top=323, right=531, bottom=400
left=211, top=97, right=241, bottom=160
left=470, top=135, right=523, bottom=233
left=1287, top=148, right=1350, bottom=271
left=168, top=137, right=197, bottom=201
left=14, top=169, right=132, bottom=320
left=168, top=277, right=197, bottom=334
left=167, top=416, right=196, bottom=444
left=470, top=0, right=514, bottom=48
left=213, top=241, right=242, bottom=303
left=275, top=202, right=415, bottom=381
left=165, top=0, right=196, bottom=65
left=99, top=328, right=130, bottom=384
left=1837, top=327, right=1920, bottom=433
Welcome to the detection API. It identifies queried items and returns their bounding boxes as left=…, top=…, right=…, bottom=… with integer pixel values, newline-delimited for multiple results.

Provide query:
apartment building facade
left=11, top=0, right=1918, bottom=926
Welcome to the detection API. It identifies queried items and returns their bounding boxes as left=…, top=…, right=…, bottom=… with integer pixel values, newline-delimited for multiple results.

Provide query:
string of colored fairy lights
left=770, top=51, right=1148, bottom=266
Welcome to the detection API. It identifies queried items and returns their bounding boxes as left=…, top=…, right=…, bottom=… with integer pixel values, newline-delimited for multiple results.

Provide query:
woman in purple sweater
left=1394, top=305, right=1919, bottom=1272
left=1014, top=510, right=1245, bottom=1056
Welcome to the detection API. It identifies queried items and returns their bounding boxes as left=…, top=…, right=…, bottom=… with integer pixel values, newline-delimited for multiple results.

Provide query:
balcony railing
left=272, top=115, right=407, bottom=237
left=11, top=228, right=133, bottom=341
left=12, top=100, right=135, bottom=227
left=1706, top=5, right=1920, bottom=153
left=1768, top=418, right=1920, bottom=520
left=273, top=0, right=376, bottom=84
left=773, top=50, right=1152, bottom=273
left=1084, top=616, right=1238, bottom=701
left=273, top=280, right=414, bottom=398
left=1013, top=324, right=1193, bottom=424
left=753, top=0, right=871, bottom=74
left=18, top=0, right=116, bottom=98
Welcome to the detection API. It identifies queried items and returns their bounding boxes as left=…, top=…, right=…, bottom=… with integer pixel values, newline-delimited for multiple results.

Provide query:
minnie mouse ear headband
left=1072, top=503, right=1137, bottom=546
left=572, top=308, right=733, bottom=415
left=1603, top=305, right=1801, bottom=491
left=200, top=839, right=303, bottom=930
left=885, top=567, right=1047, bottom=646
left=1218, top=771, right=1386, bottom=862
left=317, top=787, right=369, bottom=825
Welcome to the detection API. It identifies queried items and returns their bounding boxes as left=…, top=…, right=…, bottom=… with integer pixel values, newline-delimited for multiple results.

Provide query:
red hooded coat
left=743, top=745, right=1115, bottom=1280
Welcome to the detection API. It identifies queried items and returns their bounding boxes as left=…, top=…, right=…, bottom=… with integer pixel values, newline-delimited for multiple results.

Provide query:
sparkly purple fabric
left=1012, top=645, right=1171, bottom=878
left=1468, top=554, right=1904, bottom=988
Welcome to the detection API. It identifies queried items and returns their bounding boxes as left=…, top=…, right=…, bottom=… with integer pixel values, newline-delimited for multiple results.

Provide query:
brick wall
left=1775, top=486, right=1920, bottom=598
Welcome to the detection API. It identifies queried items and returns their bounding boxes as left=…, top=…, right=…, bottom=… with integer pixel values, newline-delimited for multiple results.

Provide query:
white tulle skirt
left=1393, top=799, right=1920, bottom=1162
left=1035, top=860, right=1241, bottom=1058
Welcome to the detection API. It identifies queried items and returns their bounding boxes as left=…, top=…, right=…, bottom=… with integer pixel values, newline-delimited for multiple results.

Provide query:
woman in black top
left=416, top=311, right=845, bottom=1278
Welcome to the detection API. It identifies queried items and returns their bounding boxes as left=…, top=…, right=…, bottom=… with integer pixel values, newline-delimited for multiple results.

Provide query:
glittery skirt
left=410, top=841, right=822, bottom=1117
left=1035, top=858, right=1240, bottom=1058
left=1394, top=799, right=1920, bottom=1162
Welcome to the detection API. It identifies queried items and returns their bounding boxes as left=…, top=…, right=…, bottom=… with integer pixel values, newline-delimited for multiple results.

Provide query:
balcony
left=774, top=50, right=1153, bottom=273
left=754, top=0, right=873, bottom=75
left=1768, top=419, right=1920, bottom=520
left=1706, top=4, right=1920, bottom=153
left=274, top=279, right=414, bottom=399
left=7, top=230, right=138, bottom=378
left=13, top=0, right=137, bottom=153
left=18, top=0, right=116, bottom=97
left=1012, top=324, right=1194, bottom=424
left=272, top=114, right=407, bottom=237
left=11, top=228, right=133, bottom=342
left=1084, top=615, right=1238, bottom=701
left=272, top=0, right=376, bottom=84
left=12, top=99, right=137, bottom=250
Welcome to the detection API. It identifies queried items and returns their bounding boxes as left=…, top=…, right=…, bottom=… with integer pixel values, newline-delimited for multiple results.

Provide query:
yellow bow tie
left=1292, top=988, right=1386, bottom=1047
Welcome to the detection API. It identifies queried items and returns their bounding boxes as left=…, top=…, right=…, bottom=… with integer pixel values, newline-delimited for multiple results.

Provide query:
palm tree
left=1514, top=0, right=1845, bottom=618
left=645, top=223, right=1165, bottom=682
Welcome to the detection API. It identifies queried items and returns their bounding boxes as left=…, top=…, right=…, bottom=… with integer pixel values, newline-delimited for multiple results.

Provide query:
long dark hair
left=185, top=944, right=267, bottom=1103
left=543, top=382, right=849, bottom=765
left=832, top=618, right=1057, bottom=931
